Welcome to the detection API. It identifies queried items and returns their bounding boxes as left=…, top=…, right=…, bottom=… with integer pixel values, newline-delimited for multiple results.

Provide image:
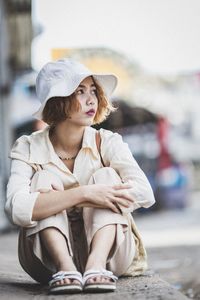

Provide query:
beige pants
left=18, top=167, right=136, bottom=284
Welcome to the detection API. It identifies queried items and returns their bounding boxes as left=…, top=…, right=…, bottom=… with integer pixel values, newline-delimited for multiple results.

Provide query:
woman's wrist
left=78, top=185, right=88, bottom=203
left=70, top=185, right=88, bottom=206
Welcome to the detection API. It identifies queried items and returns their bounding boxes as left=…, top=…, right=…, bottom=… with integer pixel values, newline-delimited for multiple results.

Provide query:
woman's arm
left=100, top=129, right=156, bottom=211
left=33, top=182, right=132, bottom=220
left=6, top=159, right=133, bottom=226
left=6, top=159, right=40, bottom=227
left=6, top=159, right=85, bottom=226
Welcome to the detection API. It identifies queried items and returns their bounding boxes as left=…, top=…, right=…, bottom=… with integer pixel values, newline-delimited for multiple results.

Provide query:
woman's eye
left=75, top=88, right=97, bottom=96
left=76, top=89, right=83, bottom=95
left=91, top=89, right=97, bottom=95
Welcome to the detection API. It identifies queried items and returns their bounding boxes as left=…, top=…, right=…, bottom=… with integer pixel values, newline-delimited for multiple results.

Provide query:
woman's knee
left=83, top=206, right=128, bottom=233
left=88, top=167, right=121, bottom=185
left=30, top=170, right=64, bottom=193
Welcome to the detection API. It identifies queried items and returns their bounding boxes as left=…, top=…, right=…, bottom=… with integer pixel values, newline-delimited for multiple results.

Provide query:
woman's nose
left=86, top=93, right=95, bottom=105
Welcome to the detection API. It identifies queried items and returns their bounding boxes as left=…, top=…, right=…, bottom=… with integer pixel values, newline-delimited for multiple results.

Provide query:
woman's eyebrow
left=78, top=83, right=96, bottom=88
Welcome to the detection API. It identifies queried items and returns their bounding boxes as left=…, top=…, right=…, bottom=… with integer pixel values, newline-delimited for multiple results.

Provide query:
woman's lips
left=86, top=109, right=95, bottom=116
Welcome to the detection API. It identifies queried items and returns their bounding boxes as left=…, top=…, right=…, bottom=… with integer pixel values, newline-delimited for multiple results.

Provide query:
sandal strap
left=83, top=269, right=118, bottom=285
left=49, top=271, right=83, bottom=286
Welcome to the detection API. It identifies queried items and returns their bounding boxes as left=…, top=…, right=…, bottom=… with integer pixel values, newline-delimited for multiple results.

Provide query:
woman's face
left=66, top=76, right=98, bottom=127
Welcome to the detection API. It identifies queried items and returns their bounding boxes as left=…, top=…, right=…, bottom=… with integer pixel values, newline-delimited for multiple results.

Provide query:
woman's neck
left=50, top=122, right=85, bottom=153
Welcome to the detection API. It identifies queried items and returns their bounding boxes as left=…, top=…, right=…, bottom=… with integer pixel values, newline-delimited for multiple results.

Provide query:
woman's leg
left=85, top=224, right=116, bottom=284
left=26, top=170, right=83, bottom=287
left=84, top=166, right=136, bottom=284
left=39, top=227, right=79, bottom=286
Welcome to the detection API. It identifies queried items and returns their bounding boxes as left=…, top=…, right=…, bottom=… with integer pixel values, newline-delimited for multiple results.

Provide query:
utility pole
left=0, top=0, right=32, bottom=231
left=0, top=0, right=11, bottom=230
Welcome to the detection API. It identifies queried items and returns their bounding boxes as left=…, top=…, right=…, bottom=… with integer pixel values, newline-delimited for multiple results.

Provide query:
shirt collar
left=82, top=126, right=99, bottom=159
left=29, top=126, right=56, bottom=164
left=29, top=125, right=99, bottom=166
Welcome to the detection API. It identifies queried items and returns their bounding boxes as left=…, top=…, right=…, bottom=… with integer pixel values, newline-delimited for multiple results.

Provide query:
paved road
left=134, top=191, right=200, bottom=299
left=0, top=232, right=188, bottom=300
left=1, top=192, right=199, bottom=299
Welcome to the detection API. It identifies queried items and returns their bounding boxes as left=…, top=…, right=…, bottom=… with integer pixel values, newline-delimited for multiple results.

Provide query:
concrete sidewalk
left=0, top=232, right=188, bottom=300
left=133, top=193, right=200, bottom=299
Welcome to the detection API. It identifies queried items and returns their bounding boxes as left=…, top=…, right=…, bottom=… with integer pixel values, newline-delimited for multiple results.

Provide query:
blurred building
left=0, top=0, right=32, bottom=230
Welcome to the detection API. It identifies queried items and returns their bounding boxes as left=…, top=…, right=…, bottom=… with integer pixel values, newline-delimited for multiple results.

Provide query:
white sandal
left=83, top=269, right=118, bottom=293
left=49, top=271, right=83, bottom=294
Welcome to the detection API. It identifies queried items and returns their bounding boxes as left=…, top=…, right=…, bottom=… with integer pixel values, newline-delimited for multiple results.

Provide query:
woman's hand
left=80, top=183, right=134, bottom=213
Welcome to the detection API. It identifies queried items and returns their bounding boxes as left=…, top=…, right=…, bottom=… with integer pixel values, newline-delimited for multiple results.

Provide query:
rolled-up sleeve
left=5, top=159, right=39, bottom=227
left=101, top=130, right=156, bottom=211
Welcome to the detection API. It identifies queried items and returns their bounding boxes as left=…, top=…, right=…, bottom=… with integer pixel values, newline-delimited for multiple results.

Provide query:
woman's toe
left=55, top=279, right=63, bottom=286
left=72, top=279, right=80, bottom=285
left=87, top=275, right=113, bottom=284
left=63, top=278, right=71, bottom=284
left=87, top=277, right=95, bottom=284
left=102, top=276, right=108, bottom=283
left=97, top=276, right=103, bottom=283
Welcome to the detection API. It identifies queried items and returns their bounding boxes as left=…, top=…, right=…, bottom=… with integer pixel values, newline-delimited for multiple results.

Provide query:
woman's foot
left=39, top=227, right=82, bottom=290
left=49, top=270, right=83, bottom=294
left=84, top=254, right=117, bottom=289
left=52, top=260, right=80, bottom=287
left=82, top=269, right=117, bottom=293
left=83, top=224, right=117, bottom=290
left=51, top=274, right=81, bottom=287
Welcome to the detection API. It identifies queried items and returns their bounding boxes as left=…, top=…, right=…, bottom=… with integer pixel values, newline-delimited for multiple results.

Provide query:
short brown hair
left=42, top=77, right=116, bottom=126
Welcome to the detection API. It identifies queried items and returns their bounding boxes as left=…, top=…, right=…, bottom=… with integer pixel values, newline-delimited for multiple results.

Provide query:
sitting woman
left=5, top=58, right=155, bottom=294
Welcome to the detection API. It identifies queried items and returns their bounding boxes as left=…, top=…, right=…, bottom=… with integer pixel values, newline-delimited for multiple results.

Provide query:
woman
left=5, top=58, right=155, bottom=294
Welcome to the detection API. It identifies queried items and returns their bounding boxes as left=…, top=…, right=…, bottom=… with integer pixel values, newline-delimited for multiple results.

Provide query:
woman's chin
left=82, top=119, right=94, bottom=126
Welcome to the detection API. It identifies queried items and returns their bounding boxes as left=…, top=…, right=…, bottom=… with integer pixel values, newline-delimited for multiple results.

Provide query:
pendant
left=59, top=156, right=76, bottom=161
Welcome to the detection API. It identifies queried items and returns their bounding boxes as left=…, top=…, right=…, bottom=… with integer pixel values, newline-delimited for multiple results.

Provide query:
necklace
left=59, top=155, right=77, bottom=161
left=50, top=128, right=80, bottom=161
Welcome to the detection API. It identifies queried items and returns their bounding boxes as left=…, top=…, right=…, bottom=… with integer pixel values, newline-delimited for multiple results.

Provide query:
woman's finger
left=113, top=184, right=132, bottom=190
left=113, top=197, right=131, bottom=208
left=107, top=201, right=121, bottom=213
left=113, top=190, right=134, bottom=202
left=114, top=202, right=123, bottom=214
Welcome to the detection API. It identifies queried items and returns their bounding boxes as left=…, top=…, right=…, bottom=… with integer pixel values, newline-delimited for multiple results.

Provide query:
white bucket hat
left=33, top=58, right=118, bottom=120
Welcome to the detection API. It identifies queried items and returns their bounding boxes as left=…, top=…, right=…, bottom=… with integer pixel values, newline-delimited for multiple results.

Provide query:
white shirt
left=5, top=126, right=155, bottom=227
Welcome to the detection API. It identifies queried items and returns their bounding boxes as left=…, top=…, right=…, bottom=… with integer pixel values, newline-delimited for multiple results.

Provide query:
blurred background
left=0, top=0, right=200, bottom=298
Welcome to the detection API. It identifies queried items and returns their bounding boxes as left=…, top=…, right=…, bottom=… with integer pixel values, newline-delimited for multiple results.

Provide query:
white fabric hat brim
left=33, top=73, right=117, bottom=120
